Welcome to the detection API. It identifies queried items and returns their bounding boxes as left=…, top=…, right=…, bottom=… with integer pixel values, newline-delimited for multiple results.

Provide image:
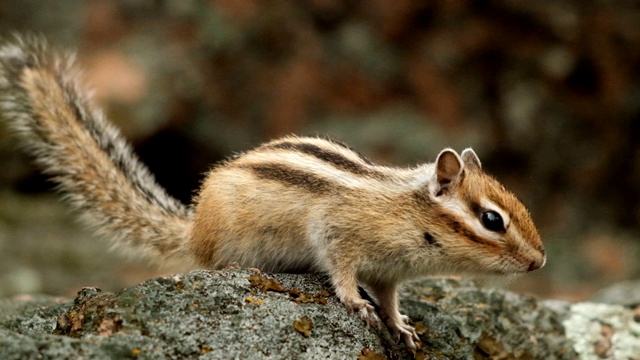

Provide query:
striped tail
left=0, top=35, right=194, bottom=265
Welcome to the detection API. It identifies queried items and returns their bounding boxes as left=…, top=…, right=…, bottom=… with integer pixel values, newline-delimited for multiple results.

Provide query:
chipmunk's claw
left=343, top=299, right=381, bottom=326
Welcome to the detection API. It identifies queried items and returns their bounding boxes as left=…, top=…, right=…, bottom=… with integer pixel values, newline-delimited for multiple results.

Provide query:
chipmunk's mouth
left=486, top=263, right=527, bottom=276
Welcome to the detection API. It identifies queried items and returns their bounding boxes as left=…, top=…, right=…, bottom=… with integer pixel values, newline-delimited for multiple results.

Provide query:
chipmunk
left=0, top=36, right=545, bottom=350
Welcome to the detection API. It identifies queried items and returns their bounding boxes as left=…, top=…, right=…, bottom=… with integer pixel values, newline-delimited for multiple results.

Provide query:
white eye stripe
left=439, top=197, right=519, bottom=243
left=439, top=198, right=500, bottom=242
left=457, top=197, right=510, bottom=241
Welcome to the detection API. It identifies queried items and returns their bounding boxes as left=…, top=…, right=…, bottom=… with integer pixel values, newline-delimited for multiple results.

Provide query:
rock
left=0, top=270, right=402, bottom=359
left=590, top=280, right=640, bottom=306
left=402, top=279, right=577, bottom=359
left=1, top=270, right=639, bottom=359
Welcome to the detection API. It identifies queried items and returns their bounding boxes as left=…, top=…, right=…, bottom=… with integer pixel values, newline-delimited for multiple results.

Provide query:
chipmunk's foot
left=342, top=298, right=381, bottom=326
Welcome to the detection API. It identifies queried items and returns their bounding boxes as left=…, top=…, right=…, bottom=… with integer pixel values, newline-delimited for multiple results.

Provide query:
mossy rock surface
left=2, top=270, right=639, bottom=359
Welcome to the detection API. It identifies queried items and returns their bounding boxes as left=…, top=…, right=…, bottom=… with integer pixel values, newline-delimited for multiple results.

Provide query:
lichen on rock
left=1, top=270, right=639, bottom=359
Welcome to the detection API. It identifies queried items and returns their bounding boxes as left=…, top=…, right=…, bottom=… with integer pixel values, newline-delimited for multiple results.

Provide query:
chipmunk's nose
left=527, top=253, right=546, bottom=272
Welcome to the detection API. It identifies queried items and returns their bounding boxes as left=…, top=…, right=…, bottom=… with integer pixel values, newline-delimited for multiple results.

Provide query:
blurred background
left=0, top=0, right=639, bottom=301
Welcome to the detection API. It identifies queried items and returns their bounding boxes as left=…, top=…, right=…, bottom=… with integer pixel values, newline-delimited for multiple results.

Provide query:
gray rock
left=590, top=280, right=640, bottom=306
left=0, top=270, right=402, bottom=359
left=1, top=270, right=639, bottom=359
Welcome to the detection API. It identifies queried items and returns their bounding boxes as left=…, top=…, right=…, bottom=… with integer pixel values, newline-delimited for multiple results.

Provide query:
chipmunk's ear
left=461, top=148, right=481, bottom=170
left=435, top=149, right=464, bottom=194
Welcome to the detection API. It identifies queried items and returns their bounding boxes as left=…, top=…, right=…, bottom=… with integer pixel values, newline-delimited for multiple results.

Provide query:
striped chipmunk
left=0, top=36, right=545, bottom=350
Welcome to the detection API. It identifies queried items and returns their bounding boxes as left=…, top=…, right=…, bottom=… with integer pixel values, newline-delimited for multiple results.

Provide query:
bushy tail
left=0, top=35, right=194, bottom=266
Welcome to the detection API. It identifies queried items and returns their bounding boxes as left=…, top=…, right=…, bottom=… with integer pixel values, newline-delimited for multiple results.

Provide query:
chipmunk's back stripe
left=241, top=163, right=337, bottom=194
left=264, top=141, right=385, bottom=179
left=318, top=136, right=375, bottom=165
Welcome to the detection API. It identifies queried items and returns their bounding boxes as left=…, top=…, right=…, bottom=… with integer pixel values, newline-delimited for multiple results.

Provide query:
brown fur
left=0, top=36, right=545, bottom=350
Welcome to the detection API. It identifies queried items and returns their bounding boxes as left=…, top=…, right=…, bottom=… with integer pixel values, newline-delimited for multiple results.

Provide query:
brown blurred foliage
left=1, top=0, right=639, bottom=299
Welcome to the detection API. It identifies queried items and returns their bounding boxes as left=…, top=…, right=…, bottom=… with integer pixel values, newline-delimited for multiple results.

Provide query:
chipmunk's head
left=423, top=148, right=545, bottom=275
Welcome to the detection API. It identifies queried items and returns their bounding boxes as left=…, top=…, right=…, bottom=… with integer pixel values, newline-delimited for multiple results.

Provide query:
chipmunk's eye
left=481, top=211, right=504, bottom=232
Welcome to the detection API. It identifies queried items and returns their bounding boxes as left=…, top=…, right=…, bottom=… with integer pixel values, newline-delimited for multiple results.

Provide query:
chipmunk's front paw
left=342, top=299, right=381, bottom=326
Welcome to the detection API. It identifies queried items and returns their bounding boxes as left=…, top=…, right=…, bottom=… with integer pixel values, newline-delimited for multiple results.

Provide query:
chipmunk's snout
left=527, top=251, right=546, bottom=272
